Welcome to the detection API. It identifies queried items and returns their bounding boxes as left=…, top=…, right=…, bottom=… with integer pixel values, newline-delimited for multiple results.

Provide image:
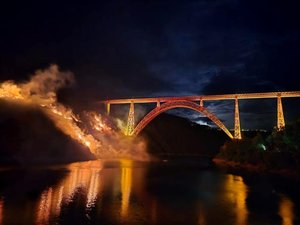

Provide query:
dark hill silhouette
left=140, top=113, right=229, bottom=157
left=0, top=100, right=94, bottom=165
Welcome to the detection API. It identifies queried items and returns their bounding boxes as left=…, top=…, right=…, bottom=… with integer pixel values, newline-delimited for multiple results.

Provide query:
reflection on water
left=151, top=198, right=158, bottom=224
left=0, top=160, right=298, bottom=225
left=223, top=175, right=248, bottom=225
left=0, top=198, right=3, bottom=225
left=279, top=194, right=294, bottom=225
left=36, top=161, right=103, bottom=224
left=197, top=205, right=205, bottom=225
left=35, top=160, right=135, bottom=224
left=120, top=160, right=132, bottom=220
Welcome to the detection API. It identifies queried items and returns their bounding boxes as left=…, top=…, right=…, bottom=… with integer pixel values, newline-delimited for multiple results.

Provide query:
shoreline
left=213, top=157, right=300, bottom=180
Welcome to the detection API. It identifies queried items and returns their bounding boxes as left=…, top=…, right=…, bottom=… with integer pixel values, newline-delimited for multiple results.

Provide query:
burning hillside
left=0, top=65, right=149, bottom=162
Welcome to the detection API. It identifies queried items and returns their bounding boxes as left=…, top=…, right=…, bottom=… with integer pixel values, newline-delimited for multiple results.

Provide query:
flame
left=86, top=112, right=112, bottom=133
left=0, top=65, right=101, bottom=154
left=0, top=65, right=149, bottom=160
left=0, top=81, right=24, bottom=100
left=44, top=105, right=101, bottom=153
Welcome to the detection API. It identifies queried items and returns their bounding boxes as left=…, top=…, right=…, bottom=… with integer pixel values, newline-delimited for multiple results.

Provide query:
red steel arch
left=133, top=100, right=233, bottom=139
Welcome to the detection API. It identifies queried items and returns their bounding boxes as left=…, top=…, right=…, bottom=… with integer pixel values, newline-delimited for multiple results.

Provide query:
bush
left=217, top=121, right=300, bottom=169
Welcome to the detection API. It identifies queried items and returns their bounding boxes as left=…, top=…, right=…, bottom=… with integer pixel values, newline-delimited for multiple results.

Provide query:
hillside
left=0, top=100, right=94, bottom=165
left=140, top=113, right=229, bottom=157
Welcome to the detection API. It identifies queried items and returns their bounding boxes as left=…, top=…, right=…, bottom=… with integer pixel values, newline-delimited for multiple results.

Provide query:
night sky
left=1, top=0, right=300, bottom=129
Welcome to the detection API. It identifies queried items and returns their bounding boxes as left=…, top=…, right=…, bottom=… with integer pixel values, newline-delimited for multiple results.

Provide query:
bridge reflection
left=0, top=160, right=295, bottom=225
left=120, top=160, right=133, bottom=220
left=223, top=175, right=248, bottom=225
left=279, top=195, right=294, bottom=225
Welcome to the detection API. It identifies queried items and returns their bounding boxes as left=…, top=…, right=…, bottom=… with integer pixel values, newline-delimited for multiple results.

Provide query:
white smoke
left=0, top=65, right=149, bottom=161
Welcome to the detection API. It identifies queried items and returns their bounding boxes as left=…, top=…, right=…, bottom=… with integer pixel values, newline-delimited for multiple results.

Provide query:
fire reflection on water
left=36, top=161, right=103, bottom=225
left=0, top=160, right=297, bottom=225
left=35, top=160, right=135, bottom=224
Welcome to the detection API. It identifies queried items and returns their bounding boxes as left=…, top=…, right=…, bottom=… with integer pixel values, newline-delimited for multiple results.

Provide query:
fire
left=0, top=65, right=100, bottom=154
left=86, top=112, right=112, bottom=133
left=115, top=118, right=127, bottom=134
left=0, top=64, right=149, bottom=160
left=0, top=81, right=24, bottom=100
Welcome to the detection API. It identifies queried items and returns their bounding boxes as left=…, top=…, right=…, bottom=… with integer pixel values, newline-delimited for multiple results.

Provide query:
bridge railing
left=102, top=91, right=300, bottom=139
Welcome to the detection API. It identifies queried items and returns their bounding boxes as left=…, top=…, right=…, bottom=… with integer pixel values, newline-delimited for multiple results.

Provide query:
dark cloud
left=202, top=66, right=275, bottom=94
left=0, top=0, right=299, bottom=128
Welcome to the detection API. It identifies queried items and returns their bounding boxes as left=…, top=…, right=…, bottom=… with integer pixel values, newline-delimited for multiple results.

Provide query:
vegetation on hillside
left=0, top=100, right=94, bottom=165
left=141, top=113, right=228, bottom=157
left=217, top=120, right=300, bottom=168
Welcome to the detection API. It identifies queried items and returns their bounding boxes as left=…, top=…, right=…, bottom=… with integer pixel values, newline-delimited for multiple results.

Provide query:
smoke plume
left=0, top=65, right=149, bottom=161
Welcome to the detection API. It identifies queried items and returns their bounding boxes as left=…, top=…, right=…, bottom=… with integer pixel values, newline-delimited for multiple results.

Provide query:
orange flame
left=86, top=112, right=112, bottom=133
left=0, top=65, right=149, bottom=160
left=0, top=65, right=100, bottom=153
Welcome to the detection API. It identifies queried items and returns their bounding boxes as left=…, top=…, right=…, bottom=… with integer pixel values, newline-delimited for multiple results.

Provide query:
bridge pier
left=277, top=94, right=285, bottom=130
left=103, top=91, right=300, bottom=139
left=234, top=97, right=242, bottom=139
left=200, top=98, right=204, bottom=107
left=125, top=102, right=135, bottom=136
left=106, top=103, right=110, bottom=115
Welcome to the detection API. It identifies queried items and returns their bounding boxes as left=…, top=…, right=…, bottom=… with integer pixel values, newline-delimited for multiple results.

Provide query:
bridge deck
left=103, top=91, right=300, bottom=104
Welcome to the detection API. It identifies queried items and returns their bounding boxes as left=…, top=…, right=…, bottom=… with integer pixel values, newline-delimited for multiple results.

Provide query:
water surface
left=0, top=159, right=299, bottom=225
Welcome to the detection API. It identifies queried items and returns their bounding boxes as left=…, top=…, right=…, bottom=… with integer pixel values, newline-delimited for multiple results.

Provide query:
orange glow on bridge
left=103, top=91, right=300, bottom=139
left=103, top=91, right=300, bottom=104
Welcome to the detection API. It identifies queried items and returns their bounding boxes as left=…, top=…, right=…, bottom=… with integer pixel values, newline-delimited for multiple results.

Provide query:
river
left=0, top=159, right=298, bottom=225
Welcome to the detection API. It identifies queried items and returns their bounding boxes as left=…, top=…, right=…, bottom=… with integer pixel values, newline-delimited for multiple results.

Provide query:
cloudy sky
left=1, top=0, right=300, bottom=129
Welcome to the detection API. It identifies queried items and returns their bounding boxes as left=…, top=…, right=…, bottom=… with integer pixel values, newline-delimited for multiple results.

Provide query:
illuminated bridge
left=103, top=91, right=300, bottom=139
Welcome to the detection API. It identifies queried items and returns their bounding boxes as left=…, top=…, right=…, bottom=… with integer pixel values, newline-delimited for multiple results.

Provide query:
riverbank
left=213, top=157, right=300, bottom=179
